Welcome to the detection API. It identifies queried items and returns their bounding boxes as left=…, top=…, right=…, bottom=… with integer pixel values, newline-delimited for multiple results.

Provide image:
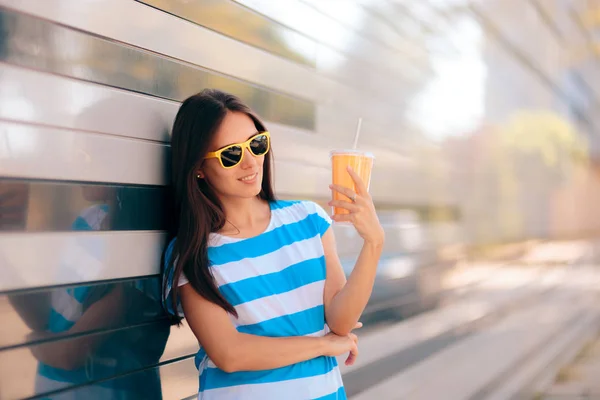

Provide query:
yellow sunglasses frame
left=204, top=131, right=270, bottom=169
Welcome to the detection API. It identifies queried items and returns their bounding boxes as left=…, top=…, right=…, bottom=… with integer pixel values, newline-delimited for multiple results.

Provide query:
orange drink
left=330, top=150, right=374, bottom=216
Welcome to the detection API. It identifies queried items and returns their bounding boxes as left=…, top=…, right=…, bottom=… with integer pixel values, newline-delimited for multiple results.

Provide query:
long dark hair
left=166, top=89, right=276, bottom=320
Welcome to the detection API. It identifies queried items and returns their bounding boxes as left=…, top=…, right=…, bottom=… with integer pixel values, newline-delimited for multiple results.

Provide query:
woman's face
left=199, top=111, right=266, bottom=200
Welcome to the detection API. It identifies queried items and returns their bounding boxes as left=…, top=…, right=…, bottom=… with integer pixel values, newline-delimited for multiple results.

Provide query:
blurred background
left=1, top=0, right=600, bottom=399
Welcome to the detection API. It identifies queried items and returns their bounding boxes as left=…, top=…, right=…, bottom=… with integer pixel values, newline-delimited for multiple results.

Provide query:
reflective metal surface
left=0, top=231, right=166, bottom=291
left=0, top=63, right=177, bottom=143
left=138, top=0, right=317, bottom=67
left=1, top=0, right=600, bottom=398
left=0, top=180, right=167, bottom=232
left=0, top=277, right=171, bottom=399
left=137, top=0, right=419, bottom=103
left=1, top=277, right=167, bottom=349
left=0, top=6, right=316, bottom=130
left=234, top=0, right=424, bottom=79
left=0, top=120, right=169, bottom=185
left=0, top=0, right=409, bottom=128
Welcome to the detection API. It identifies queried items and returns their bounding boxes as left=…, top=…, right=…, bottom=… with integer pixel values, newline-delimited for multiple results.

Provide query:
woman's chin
left=236, top=179, right=263, bottom=197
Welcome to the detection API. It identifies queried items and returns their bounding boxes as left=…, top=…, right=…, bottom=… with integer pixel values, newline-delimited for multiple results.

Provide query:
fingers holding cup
left=330, top=150, right=374, bottom=218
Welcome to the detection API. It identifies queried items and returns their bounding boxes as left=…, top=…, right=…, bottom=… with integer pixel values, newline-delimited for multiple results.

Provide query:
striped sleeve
left=304, top=201, right=332, bottom=237
left=161, top=238, right=185, bottom=317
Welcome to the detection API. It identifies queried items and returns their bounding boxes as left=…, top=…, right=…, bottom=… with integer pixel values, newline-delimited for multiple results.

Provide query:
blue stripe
left=162, top=238, right=178, bottom=316
left=209, top=213, right=321, bottom=265
left=195, top=348, right=207, bottom=370
left=237, top=305, right=325, bottom=337
left=313, top=386, right=347, bottom=400
left=315, top=213, right=331, bottom=236
left=220, top=256, right=326, bottom=306
left=270, top=200, right=301, bottom=210
left=38, top=363, right=88, bottom=383
left=72, top=216, right=93, bottom=230
left=70, top=287, right=91, bottom=303
left=201, top=356, right=337, bottom=390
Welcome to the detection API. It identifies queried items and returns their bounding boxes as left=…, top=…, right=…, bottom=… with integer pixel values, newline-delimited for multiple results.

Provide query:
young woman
left=162, top=89, right=384, bottom=399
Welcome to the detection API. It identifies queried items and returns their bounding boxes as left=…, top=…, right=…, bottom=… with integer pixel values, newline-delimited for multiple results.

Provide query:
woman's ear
left=196, top=170, right=205, bottom=179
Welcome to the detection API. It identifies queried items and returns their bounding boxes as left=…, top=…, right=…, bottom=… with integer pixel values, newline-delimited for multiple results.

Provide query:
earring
left=196, top=174, right=201, bottom=179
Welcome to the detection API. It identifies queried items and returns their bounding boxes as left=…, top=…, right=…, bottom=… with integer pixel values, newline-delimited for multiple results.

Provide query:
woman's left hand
left=328, top=166, right=385, bottom=247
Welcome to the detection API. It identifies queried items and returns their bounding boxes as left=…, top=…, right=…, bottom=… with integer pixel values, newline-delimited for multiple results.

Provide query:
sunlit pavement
left=342, top=241, right=600, bottom=400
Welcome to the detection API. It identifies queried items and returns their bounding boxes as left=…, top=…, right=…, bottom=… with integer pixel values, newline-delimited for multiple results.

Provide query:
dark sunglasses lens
left=220, top=146, right=243, bottom=167
left=249, top=135, right=269, bottom=156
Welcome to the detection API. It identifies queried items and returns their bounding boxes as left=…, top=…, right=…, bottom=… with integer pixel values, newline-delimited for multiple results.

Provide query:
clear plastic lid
left=329, top=149, right=375, bottom=158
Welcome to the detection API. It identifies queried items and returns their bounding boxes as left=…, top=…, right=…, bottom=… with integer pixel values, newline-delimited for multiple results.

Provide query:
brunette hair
left=165, top=89, right=275, bottom=319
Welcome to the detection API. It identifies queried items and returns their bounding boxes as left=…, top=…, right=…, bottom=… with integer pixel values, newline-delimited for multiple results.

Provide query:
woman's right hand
left=322, top=324, right=360, bottom=366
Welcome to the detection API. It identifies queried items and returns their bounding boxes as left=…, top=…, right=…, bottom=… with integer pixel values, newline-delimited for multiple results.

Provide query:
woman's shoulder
left=270, top=199, right=329, bottom=217
left=270, top=199, right=332, bottom=236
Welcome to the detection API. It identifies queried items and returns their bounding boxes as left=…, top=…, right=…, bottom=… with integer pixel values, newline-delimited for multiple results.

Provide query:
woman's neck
left=218, top=195, right=271, bottom=237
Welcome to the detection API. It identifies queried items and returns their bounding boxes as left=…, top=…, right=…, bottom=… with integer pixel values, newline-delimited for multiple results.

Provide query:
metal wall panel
left=0, top=64, right=177, bottom=143
left=0, top=180, right=167, bottom=233
left=0, top=64, right=417, bottom=161
left=0, top=277, right=167, bottom=349
left=0, top=0, right=406, bottom=129
left=138, top=0, right=317, bottom=67
left=0, top=7, right=316, bottom=131
left=0, top=232, right=166, bottom=291
left=233, top=0, right=424, bottom=79
left=0, top=275, right=176, bottom=399
left=0, top=121, right=169, bottom=184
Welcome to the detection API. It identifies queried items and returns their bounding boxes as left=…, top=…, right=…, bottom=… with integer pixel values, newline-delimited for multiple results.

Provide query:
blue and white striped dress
left=163, top=200, right=346, bottom=400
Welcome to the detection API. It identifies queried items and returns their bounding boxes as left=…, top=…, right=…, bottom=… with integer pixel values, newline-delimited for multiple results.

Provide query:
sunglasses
left=204, top=132, right=270, bottom=169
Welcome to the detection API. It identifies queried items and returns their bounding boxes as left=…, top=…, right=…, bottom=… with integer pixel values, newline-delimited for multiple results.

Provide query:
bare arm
left=324, top=166, right=385, bottom=336
left=180, top=283, right=358, bottom=373
left=29, top=285, right=126, bottom=370
left=323, top=228, right=382, bottom=336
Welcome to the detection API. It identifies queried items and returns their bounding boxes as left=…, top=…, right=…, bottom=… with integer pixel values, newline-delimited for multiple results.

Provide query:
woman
left=162, top=89, right=384, bottom=399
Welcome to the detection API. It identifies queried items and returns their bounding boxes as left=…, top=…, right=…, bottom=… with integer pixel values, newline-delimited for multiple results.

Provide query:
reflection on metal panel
left=0, top=121, right=169, bottom=185
left=0, top=63, right=177, bottom=143
left=0, top=7, right=316, bottom=130
left=233, top=0, right=419, bottom=78
left=0, top=277, right=168, bottom=349
left=138, top=0, right=317, bottom=67
left=0, top=278, right=171, bottom=399
left=0, top=231, right=166, bottom=291
left=0, top=356, right=199, bottom=400
left=138, top=0, right=419, bottom=107
left=0, top=0, right=411, bottom=129
left=0, top=180, right=168, bottom=233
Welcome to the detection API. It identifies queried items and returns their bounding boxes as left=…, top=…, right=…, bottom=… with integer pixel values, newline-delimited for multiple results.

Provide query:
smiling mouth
left=239, top=173, right=258, bottom=182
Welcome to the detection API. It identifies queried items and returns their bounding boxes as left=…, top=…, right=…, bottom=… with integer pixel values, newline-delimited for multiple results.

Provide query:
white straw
left=352, top=117, right=363, bottom=150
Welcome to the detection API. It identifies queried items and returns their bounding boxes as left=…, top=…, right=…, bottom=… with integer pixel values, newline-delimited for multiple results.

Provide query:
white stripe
left=207, top=202, right=312, bottom=246
left=50, top=289, right=83, bottom=322
left=235, top=280, right=325, bottom=327
left=211, top=234, right=324, bottom=286
left=266, top=202, right=312, bottom=232
left=305, top=325, right=331, bottom=337
left=199, top=366, right=344, bottom=400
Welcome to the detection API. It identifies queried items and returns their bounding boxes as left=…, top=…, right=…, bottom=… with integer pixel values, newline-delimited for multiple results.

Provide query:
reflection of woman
left=163, top=89, right=384, bottom=399
left=22, top=186, right=169, bottom=399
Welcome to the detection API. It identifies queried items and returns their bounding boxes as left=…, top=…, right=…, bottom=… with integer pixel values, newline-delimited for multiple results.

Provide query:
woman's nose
left=239, top=148, right=258, bottom=169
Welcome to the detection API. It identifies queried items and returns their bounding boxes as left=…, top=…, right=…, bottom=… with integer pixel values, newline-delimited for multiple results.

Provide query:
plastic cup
left=330, top=150, right=374, bottom=216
